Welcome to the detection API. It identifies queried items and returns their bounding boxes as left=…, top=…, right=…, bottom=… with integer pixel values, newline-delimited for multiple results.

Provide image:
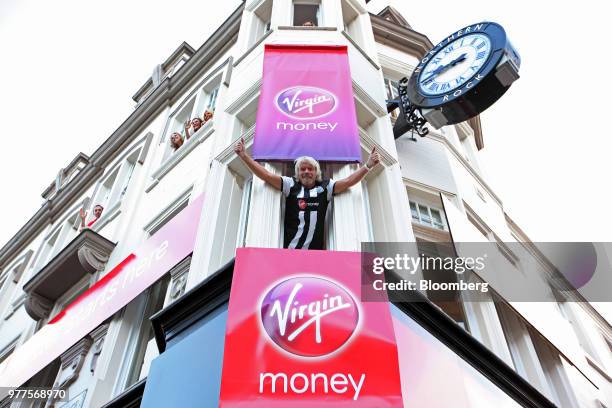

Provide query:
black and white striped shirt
left=281, top=176, right=335, bottom=250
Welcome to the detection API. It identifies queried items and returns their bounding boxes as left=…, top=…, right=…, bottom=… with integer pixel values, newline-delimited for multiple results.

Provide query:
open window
left=33, top=210, right=80, bottom=272
left=407, top=187, right=449, bottom=232
left=90, top=147, right=141, bottom=226
left=163, top=76, right=220, bottom=160
left=341, top=0, right=364, bottom=46
left=293, top=0, right=321, bottom=27
left=279, top=162, right=335, bottom=250
left=126, top=276, right=170, bottom=387
left=384, top=76, right=400, bottom=121
left=250, top=0, right=272, bottom=46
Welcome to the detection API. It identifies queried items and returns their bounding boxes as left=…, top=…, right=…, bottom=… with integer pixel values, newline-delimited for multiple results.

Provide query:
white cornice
left=427, top=131, right=503, bottom=207
left=352, top=80, right=386, bottom=118
left=225, top=79, right=262, bottom=115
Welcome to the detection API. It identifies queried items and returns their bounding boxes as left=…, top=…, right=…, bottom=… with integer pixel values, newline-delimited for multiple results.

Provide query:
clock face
left=418, top=33, right=492, bottom=96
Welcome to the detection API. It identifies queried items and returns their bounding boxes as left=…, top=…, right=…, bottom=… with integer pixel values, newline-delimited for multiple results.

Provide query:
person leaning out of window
left=234, top=138, right=380, bottom=250
left=183, top=111, right=214, bottom=141
left=79, top=204, right=104, bottom=231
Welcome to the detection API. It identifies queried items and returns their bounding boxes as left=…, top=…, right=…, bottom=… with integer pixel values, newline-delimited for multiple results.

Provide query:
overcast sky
left=0, top=0, right=610, bottom=250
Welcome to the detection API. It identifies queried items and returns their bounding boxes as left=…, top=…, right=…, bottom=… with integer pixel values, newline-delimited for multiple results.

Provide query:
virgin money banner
left=252, top=45, right=361, bottom=162
left=0, top=195, right=204, bottom=392
left=219, top=248, right=403, bottom=407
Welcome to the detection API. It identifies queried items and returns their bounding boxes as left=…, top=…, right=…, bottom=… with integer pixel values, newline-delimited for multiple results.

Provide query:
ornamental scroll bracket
left=390, top=77, right=429, bottom=141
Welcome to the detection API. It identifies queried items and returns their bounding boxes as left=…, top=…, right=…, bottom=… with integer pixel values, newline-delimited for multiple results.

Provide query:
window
left=164, top=78, right=219, bottom=158
left=92, top=148, right=140, bottom=215
left=384, top=77, right=399, bottom=100
left=293, top=1, right=320, bottom=26
left=384, top=77, right=400, bottom=120
left=196, top=78, right=221, bottom=117
left=279, top=163, right=334, bottom=250
left=410, top=200, right=447, bottom=230
left=529, top=327, right=580, bottom=407
left=557, top=300, right=606, bottom=367
left=94, top=168, right=119, bottom=210
left=136, top=303, right=229, bottom=407
left=250, top=0, right=272, bottom=46
left=206, top=85, right=219, bottom=112
left=0, top=337, right=19, bottom=365
left=341, top=0, right=360, bottom=36
left=34, top=211, right=80, bottom=270
left=48, top=278, right=90, bottom=323
left=123, top=276, right=170, bottom=388
left=417, top=238, right=468, bottom=329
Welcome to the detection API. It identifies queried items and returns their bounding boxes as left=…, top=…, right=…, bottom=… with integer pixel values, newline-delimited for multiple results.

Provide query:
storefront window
left=391, top=305, right=522, bottom=407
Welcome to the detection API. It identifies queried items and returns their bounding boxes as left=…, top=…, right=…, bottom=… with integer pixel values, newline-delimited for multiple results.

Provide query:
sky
left=0, top=0, right=611, bottom=250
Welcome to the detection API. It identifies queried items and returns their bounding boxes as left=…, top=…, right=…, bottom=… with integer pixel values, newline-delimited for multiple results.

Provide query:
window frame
left=409, top=200, right=448, bottom=231
left=88, top=144, right=144, bottom=230
left=249, top=0, right=273, bottom=47
left=292, top=0, right=322, bottom=27
left=161, top=75, right=221, bottom=161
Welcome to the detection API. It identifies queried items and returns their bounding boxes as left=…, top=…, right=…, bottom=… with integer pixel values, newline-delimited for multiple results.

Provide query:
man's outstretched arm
left=334, top=146, right=381, bottom=194
left=234, top=138, right=282, bottom=190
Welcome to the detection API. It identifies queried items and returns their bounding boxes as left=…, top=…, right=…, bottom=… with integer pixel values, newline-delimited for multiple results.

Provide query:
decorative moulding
left=23, top=230, right=116, bottom=320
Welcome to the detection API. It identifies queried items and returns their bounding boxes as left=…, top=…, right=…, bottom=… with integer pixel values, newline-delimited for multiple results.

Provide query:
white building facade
left=0, top=1, right=610, bottom=407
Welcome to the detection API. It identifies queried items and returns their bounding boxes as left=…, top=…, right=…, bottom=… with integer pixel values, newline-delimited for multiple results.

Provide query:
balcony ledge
left=23, top=230, right=116, bottom=320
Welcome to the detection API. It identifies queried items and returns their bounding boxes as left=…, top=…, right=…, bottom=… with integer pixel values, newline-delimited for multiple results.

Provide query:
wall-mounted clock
left=401, top=22, right=520, bottom=131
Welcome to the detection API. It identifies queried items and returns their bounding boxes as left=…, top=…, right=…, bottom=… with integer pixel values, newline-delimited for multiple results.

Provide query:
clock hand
left=420, top=53, right=468, bottom=85
left=420, top=65, right=447, bottom=85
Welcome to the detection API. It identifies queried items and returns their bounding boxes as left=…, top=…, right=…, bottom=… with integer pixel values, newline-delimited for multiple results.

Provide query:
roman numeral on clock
left=476, top=51, right=486, bottom=60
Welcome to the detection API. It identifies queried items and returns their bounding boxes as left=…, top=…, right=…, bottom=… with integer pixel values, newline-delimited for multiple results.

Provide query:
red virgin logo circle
left=260, top=277, right=360, bottom=357
left=298, top=199, right=307, bottom=210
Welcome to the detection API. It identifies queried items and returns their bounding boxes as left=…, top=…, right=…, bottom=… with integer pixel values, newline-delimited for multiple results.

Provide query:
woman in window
left=170, top=132, right=184, bottom=150
left=203, top=110, right=213, bottom=123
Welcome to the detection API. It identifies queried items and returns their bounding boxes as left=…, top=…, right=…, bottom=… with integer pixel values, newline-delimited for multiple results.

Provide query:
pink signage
left=0, top=195, right=204, bottom=391
left=219, top=248, right=403, bottom=407
left=252, top=45, right=361, bottom=162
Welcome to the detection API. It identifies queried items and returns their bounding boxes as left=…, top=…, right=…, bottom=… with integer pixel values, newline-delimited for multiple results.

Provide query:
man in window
left=79, top=204, right=104, bottom=231
left=234, top=138, right=380, bottom=249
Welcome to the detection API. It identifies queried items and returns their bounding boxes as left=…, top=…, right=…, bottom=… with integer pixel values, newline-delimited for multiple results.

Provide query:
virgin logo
left=275, top=86, right=337, bottom=120
left=260, top=277, right=359, bottom=357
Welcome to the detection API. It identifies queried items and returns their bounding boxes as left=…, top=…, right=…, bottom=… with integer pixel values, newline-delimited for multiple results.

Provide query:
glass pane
left=418, top=204, right=431, bottom=225
left=293, top=4, right=319, bottom=26
left=207, top=87, right=219, bottom=111
left=410, top=202, right=419, bottom=221
left=391, top=305, right=522, bottom=407
left=120, top=162, right=136, bottom=197
left=431, top=209, right=444, bottom=229
left=385, top=79, right=399, bottom=99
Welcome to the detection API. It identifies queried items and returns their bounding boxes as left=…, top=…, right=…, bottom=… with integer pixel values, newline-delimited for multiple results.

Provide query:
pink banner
left=253, top=45, right=361, bottom=162
left=219, top=248, right=403, bottom=407
left=0, top=195, right=204, bottom=391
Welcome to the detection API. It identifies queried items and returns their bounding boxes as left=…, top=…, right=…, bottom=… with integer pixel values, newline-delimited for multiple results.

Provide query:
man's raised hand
left=366, top=146, right=380, bottom=169
left=234, top=138, right=246, bottom=157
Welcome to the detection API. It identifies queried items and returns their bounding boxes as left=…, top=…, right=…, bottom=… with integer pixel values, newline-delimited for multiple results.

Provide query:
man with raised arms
left=234, top=138, right=380, bottom=250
